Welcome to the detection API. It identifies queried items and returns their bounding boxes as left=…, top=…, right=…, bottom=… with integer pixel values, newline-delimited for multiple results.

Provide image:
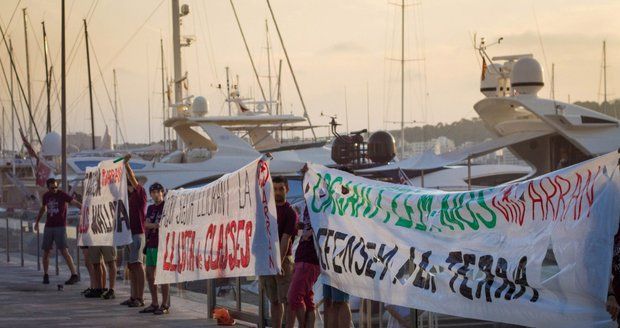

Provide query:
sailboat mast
left=10, top=40, right=15, bottom=153
left=225, top=66, right=232, bottom=115
left=160, top=38, right=166, bottom=151
left=42, top=21, right=51, bottom=133
left=266, top=20, right=273, bottom=112
left=171, top=0, right=183, bottom=150
left=603, top=40, right=608, bottom=114
left=266, top=0, right=316, bottom=140
left=84, top=19, right=96, bottom=150
left=400, top=0, right=405, bottom=157
left=61, top=0, right=68, bottom=192
left=22, top=8, right=33, bottom=143
left=113, top=69, right=119, bottom=147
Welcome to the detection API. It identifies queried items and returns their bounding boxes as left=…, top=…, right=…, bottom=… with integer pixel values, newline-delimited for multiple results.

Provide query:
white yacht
left=359, top=52, right=619, bottom=188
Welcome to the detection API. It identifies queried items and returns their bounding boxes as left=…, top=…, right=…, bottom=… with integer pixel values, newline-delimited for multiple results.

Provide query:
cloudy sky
left=1, top=0, right=619, bottom=146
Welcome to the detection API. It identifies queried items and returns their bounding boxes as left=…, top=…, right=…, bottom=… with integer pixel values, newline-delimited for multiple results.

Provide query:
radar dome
left=191, top=96, right=209, bottom=117
left=41, top=132, right=61, bottom=157
left=368, top=131, right=396, bottom=163
left=480, top=63, right=503, bottom=97
left=510, top=57, right=544, bottom=96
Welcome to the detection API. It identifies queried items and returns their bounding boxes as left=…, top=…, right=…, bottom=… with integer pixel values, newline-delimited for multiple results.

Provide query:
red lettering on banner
left=242, top=221, right=253, bottom=268
left=161, top=220, right=254, bottom=274
left=257, top=159, right=275, bottom=269
left=528, top=181, right=545, bottom=220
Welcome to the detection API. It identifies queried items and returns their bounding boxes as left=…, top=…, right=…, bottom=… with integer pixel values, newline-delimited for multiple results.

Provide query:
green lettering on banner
left=308, top=170, right=498, bottom=233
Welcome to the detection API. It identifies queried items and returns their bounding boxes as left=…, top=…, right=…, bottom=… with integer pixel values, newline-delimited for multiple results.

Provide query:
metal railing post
left=55, top=248, right=59, bottom=275
left=36, top=223, right=40, bottom=271
left=5, top=217, right=9, bottom=263
left=236, top=277, right=241, bottom=311
left=207, top=279, right=216, bottom=319
left=258, top=279, right=266, bottom=328
left=76, top=227, right=80, bottom=277
left=20, top=215, right=24, bottom=267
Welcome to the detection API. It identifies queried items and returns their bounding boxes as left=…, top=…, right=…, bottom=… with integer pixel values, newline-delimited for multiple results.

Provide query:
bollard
left=236, top=277, right=241, bottom=311
left=5, top=217, right=9, bottom=263
left=55, top=248, right=59, bottom=276
left=76, top=227, right=80, bottom=277
left=36, top=224, right=40, bottom=271
left=20, top=216, right=24, bottom=267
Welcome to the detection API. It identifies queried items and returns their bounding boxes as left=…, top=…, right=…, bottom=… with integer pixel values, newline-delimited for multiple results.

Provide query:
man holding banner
left=122, top=155, right=148, bottom=308
left=77, top=158, right=133, bottom=299
left=259, top=176, right=298, bottom=328
left=35, top=178, right=82, bottom=285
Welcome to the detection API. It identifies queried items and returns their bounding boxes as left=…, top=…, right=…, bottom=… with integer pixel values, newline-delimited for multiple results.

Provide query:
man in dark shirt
left=34, top=178, right=82, bottom=285
left=259, top=176, right=298, bottom=328
left=286, top=206, right=321, bottom=328
left=140, top=182, right=170, bottom=315
left=119, top=155, right=147, bottom=308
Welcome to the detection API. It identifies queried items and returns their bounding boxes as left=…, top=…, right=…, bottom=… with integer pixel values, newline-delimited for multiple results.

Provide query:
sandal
left=139, top=304, right=158, bottom=313
left=153, top=306, right=170, bottom=315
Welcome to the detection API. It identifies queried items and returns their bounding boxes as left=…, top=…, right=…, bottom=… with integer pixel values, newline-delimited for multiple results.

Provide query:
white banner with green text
left=304, top=151, right=620, bottom=327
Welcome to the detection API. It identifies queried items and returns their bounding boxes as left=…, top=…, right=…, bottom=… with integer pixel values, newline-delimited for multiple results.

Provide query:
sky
left=0, top=0, right=619, bottom=147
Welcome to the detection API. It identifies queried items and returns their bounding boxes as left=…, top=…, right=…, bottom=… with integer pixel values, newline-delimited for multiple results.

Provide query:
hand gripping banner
left=155, top=157, right=281, bottom=284
left=304, top=151, right=620, bottom=327
left=78, top=160, right=132, bottom=247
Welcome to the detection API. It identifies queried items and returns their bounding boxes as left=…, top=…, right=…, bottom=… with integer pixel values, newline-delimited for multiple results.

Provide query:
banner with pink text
left=304, top=151, right=620, bottom=327
left=155, top=157, right=281, bottom=284
left=78, top=160, right=132, bottom=246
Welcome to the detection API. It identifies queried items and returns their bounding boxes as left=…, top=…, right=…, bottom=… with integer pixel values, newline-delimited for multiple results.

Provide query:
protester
left=85, top=245, right=117, bottom=299
left=607, top=225, right=620, bottom=320
left=81, top=247, right=107, bottom=297
left=286, top=205, right=321, bottom=328
left=140, top=182, right=170, bottom=315
left=119, top=155, right=147, bottom=307
left=259, top=176, right=298, bottom=328
left=385, top=304, right=412, bottom=328
left=34, top=178, right=81, bottom=285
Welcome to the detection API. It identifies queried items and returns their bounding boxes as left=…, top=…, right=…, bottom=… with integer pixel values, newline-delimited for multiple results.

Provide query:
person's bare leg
left=305, top=309, right=316, bottom=328
left=146, top=266, right=159, bottom=306
left=101, top=263, right=107, bottom=289
left=271, top=301, right=283, bottom=328
left=336, top=302, right=351, bottom=328
left=92, top=262, right=102, bottom=289
left=135, top=263, right=145, bottom=301
left=60, top=248, right=77, bottom=274
left=106, top=260, right=117, bottom=290
left=161, top=284, right=170, bottom=307
left=43, top=249, right=51, bottom=274
left=285, top=303, right=298, bottom=328
left=82, top=249, right=95, bottom=288
left=129, top=263, right=137, bottom=299
left=324, top=300, right=334, bottom=328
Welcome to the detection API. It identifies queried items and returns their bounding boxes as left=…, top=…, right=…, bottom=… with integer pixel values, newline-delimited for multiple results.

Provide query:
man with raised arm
left=34, top=178, right=82, bottom=285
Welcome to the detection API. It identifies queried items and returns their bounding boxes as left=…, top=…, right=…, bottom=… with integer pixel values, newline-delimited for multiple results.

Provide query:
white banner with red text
left=304, top=151, right=620, bottom=327
left=155, top=157, right=281, bottom=284
left=78, top=160, right=132, bottom=246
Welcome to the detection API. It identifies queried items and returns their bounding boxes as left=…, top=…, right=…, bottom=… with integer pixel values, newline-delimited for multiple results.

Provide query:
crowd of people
left=36, top=156, right=170, bottom=315
left=33, top=157, right=620, bottom=327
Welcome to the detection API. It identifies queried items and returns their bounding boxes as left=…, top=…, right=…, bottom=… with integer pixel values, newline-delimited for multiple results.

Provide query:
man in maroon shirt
left=286, top=205, right=321, bottom=328
left=119, top=155, right=147, bottom=308
left=259, top=176, right=298, bottom=328
left=34, top=178, right=82, bottom=285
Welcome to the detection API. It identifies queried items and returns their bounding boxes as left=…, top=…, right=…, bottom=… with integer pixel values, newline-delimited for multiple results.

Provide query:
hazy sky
left=1, top=0, right=619, bottom=146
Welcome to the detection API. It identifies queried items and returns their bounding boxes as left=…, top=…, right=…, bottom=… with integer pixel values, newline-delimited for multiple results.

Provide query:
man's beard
left=275, top=195, right=284, bottom=203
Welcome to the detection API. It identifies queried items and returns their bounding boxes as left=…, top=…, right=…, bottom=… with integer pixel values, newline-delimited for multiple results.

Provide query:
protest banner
left=155, top=157, right=281, bottom=284
left=304, top=151, right=620, bottom=327
left=77, top=160, right=132, bottom=247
